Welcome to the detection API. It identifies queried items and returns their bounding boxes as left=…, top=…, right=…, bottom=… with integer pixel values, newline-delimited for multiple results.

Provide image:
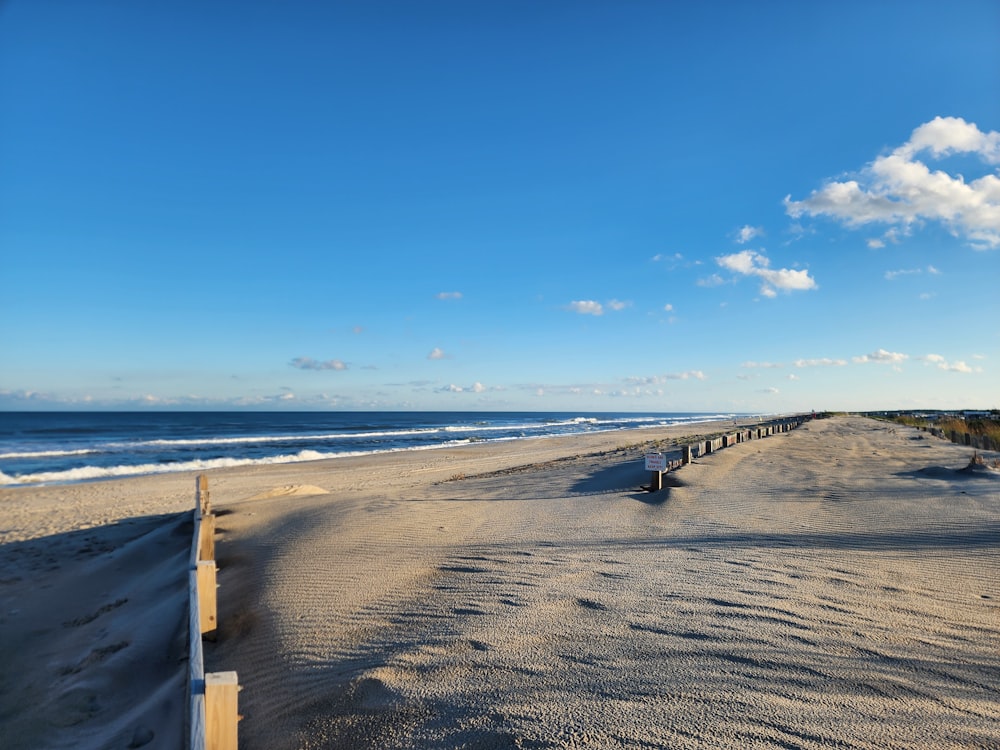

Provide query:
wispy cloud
left=885, top=265, right=941, bottom=280
left=439, top=381, right=489, bottom=393
left=742, top=361, right=783, bottom=369
left=715, top=250, right=817, bottom=297
left=290, top=357, right=347, bottom=371
left=785, top=116, right=1000, bottom=249
left=436, top=291, right=463, bottom=300
left=428, top=347, right=448, bottom=360
left=624, top=371, right=707, bottom=385
left=794, top=358, right=848, bottom=368
left=917, top=353, right=982, bottom=373
left=697, top=273, right=727, bottom=288
left=853, top=348, right=908, bottom=364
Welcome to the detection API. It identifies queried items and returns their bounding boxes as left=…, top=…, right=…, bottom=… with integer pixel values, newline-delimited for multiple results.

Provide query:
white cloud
left=853, top=349, right=908, bottom=364
left=567, top=300, right=604, bottom=316
left=428, top=347, right=447, bottom=360
left=663, top=303, right=674, bottom=312
left=918, top=354, right=981, bottom=373
left=291, top=357, right=347, bottom=371
left=697, top=273, right=727, bottom=288
left=736, top=225, right=764, bottom=244
left=785, top=116, right=1000, bottom=249
left=566, top=299, right=631, bottom=315
left=942, top=360, right=975, bottom=373
left=624, top=370, right=707, bottom=386
left=436, top=291, right=463, bottom=300
left=742, top=361, right=783, bottom=369
left=884, top=268, right=921, bottom=280
left=794, top=358, right=848, bottom=368
left=867, top=238, right=885, bottom=249
left=885, top=265, right=941, bottom=280
left=716, top=250, right=818, bottom=296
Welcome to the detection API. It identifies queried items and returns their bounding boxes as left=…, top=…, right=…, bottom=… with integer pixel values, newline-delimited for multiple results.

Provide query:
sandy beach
left=1, top=415, right=998, bottom=749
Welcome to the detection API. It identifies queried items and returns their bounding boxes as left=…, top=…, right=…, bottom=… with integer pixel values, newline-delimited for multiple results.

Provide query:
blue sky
left=2, top=1, right=998, bottom=412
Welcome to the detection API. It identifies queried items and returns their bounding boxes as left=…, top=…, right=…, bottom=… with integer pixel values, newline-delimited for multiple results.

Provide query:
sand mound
left=248, top=484, right=329, bottom=500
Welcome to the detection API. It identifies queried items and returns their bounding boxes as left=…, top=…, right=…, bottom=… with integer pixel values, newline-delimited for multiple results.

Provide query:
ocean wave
left=0, top=448, right=100, bottom=459
left=134, top=427, right=444, bottom=448
left=0, top=440, right=477, bottom=487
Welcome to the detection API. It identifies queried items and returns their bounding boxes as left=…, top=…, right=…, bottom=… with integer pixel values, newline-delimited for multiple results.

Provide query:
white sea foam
left=0, top=448, right=99, bottom=459
left=0, top=440, right=476, bottom=487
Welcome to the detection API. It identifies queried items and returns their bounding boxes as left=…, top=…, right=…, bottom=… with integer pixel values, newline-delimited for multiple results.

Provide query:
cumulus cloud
left=567, top=300, right=604, bottom=315
left=565, top=299, right=633, bottom=315
left=942, top=360, right=975, bottom=373
left=716, top=250, right=817, bottom=297
left=853, top=349, right=908, bottom=364
left=785, top=116, right=1000, bottom=249
left=291, top=357, right=347, bottom=371
left=428, top=347, right=448, bottom=360
left=735, top=225, right=764, bottom=244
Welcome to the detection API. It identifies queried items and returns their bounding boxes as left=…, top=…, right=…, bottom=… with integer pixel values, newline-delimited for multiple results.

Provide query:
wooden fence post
left=197, top=474, right=211, bottom=518
left=205, top=672, right=240, bottom=750
left=197, top=514, right=216, bottom=563
left=197, top=561, right=218, bottom=638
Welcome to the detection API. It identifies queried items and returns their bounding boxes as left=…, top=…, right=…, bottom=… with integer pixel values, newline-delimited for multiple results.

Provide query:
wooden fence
left=646, top=417, right=805, bottom=490
left=919, top=425, right=997, bottom=452
left=189, top=475, right=240, bottom=750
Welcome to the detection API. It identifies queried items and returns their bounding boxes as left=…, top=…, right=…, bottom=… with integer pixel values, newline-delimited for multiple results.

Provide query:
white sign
left=645, top=453, right=666, bottom=472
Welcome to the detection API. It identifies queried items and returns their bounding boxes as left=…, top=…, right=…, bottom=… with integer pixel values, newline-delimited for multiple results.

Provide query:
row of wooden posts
left=189, top=475, right=240, bottom=750
left=919, top=425, right=997, bottom=452
left=646, top=418, right=805, bottom=491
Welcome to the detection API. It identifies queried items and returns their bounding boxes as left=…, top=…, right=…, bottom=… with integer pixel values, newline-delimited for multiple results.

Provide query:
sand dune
left=1, top=416, right=997, bottom=749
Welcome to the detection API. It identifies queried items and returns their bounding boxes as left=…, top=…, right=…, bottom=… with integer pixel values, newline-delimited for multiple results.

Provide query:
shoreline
left=2, top=415, right=998, bottom=748
left=0, top=415, right=761, bottom=545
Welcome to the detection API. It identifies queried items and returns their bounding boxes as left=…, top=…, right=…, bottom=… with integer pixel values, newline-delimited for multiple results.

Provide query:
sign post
left=645, top=453, right=667, bottom=491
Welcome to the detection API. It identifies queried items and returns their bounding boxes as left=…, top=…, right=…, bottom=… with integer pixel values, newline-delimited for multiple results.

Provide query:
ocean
left=0, top=411, right=740, bottom=487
